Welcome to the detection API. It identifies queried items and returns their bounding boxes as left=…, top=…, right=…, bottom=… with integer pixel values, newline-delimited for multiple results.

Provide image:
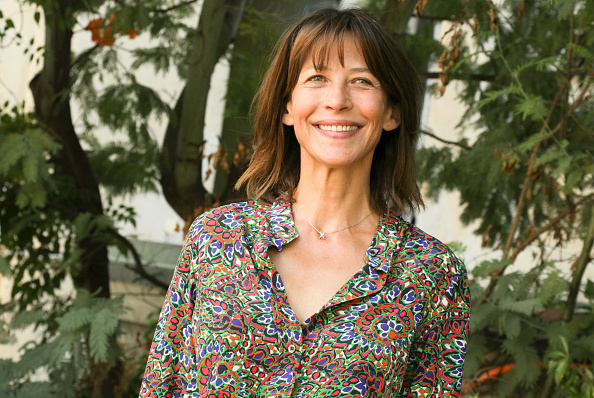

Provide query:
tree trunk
left=29, top=1, right=118, bottom=395
left=160, top=0, right=246, bottom=221
left=212, top=0, right=313, bottom=200
left=30, top=0, right=109, bottom=297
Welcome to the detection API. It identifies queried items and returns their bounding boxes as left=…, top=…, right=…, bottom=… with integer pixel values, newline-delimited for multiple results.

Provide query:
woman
left=140, top=8, right=470, bottom=397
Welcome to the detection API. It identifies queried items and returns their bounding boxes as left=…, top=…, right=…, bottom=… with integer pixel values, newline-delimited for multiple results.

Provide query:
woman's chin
left=305, top=154, right=372, bottom=171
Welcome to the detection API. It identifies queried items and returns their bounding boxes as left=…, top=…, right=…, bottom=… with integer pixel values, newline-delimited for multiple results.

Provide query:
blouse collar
left=254, top=199, right=405, bottom=273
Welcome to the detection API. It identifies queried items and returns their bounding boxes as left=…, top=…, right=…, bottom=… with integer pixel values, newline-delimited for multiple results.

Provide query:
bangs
left=307, top=29, right=348, bottom=71
left=283, top=14, right=389, bottom=103
left=284, top=22, right=356, bottom=99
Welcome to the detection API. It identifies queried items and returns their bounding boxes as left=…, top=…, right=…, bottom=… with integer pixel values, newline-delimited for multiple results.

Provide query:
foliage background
left=0, top=0, right=592, bottom=397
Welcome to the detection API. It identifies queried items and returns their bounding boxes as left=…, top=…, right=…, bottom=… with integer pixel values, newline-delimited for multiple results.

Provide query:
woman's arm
left=139, top=216, right=205, bottom=398
left=399, top=254, right=471, bottom=397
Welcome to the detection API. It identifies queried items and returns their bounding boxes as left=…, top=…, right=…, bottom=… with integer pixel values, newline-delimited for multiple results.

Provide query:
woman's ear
left=383, top=106, right=401, bottom=132
left=282, top=100, right=294, bottom=126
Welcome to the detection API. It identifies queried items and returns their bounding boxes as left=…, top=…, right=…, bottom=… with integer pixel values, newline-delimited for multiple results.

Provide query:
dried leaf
left=414, top=0, right=429, bottom=17
left=518, top=0, right=526, bottom=21
left=490, top=5, right=498, bottom=33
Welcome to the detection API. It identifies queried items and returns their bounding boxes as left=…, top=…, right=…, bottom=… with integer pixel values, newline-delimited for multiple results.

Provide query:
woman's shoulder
left=185, top=199, right=275, bottom=238
left=387, top=216, right=470, bottom=305
left=387, top=214, right=466, bottom=276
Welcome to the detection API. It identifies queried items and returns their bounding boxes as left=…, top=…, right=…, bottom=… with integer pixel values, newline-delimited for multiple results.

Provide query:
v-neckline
left=262, top=207, right=388, bottom=325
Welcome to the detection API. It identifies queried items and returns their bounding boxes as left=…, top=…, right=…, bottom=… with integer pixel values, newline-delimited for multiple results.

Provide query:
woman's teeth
left=317, top=125, right=358, bottom=132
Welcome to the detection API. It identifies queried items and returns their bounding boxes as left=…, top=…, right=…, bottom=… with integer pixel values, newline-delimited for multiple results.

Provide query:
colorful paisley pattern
left=139, top=200, right=470, bottom=397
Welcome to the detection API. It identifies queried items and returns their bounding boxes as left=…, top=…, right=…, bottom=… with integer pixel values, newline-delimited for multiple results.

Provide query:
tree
left=0, top=0, right=307, bottom=396
left=364, top=0, right=593, bottom=396
left=400, top=0, right=594, bottom=396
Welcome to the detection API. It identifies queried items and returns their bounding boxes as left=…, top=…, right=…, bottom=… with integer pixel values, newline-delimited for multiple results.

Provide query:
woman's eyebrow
left=304, top=66, right=371, bottom=73
left=349, top=67, right=371, bottom=73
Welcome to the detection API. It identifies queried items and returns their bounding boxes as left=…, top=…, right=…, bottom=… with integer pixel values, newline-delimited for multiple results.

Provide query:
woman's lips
left=314, top=123, right=361, bottom=138
left=316, top=124, right=359, bottom=132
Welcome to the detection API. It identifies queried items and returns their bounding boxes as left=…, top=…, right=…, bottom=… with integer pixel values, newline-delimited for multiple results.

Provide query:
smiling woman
left=282, top=33, right=399, bottom=173
left=140, top=8, right=470, bottom=398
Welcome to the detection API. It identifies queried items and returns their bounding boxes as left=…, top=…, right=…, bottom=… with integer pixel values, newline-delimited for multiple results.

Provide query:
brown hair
left=236, top=8, right=424, bottom=215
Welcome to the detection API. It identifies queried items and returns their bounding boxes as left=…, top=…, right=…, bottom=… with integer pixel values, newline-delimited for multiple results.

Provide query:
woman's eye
left=353, top=78, right=373, bottom=85
left=307, top=75, right=325, bottom=83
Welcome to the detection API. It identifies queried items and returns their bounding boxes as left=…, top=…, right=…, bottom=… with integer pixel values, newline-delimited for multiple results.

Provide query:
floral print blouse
left=139, top=200, right=470, bottom=397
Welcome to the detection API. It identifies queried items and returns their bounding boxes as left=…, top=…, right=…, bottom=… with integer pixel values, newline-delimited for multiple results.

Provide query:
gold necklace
left=293, top=209, right=373, bottom=240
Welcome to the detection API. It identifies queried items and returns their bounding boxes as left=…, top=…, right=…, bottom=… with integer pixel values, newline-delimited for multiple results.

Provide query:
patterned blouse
left=140, top=200, right=470, bottom=397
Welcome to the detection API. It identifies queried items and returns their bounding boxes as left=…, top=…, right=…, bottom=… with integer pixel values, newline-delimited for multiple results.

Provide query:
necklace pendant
left=318, top=232, right=327, bottom=240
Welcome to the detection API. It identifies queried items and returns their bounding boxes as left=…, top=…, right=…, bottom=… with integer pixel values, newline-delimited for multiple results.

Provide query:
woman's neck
left=292, top=162, right=375, bottom=230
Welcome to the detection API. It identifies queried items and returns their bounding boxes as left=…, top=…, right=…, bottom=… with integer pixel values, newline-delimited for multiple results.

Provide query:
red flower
left=84, top=14, right=137, bottom=46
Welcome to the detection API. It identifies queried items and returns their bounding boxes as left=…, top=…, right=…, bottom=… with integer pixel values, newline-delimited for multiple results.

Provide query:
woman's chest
left=191, top=244, right=429, bottom=389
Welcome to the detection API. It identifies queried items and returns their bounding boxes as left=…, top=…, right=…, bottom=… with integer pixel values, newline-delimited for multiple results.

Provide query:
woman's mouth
left=316, top=124, right=359, bottom=132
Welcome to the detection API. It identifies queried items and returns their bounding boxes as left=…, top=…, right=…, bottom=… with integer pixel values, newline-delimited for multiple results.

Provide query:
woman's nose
left=323, top=83, right=351, bottom=111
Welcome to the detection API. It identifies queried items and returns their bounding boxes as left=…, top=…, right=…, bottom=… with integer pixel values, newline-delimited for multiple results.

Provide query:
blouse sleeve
left=399, top=253, right=471, bottom=397
left=139, top=216, right=205, bottom=398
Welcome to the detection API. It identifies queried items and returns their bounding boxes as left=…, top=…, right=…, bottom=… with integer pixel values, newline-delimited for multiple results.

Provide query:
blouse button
left=288, top=344, right=296, bottom=353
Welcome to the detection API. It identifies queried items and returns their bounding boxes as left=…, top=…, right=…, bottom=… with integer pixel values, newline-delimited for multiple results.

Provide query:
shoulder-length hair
left=236, top=8, right=424, bottom=215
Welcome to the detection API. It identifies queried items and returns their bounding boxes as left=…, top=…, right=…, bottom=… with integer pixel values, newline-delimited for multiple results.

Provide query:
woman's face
left=282, top=34, right=400, bottom=172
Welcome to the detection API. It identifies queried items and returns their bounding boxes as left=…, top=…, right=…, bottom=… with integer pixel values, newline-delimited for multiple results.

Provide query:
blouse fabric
left=139, top=200, right=470, bottom=397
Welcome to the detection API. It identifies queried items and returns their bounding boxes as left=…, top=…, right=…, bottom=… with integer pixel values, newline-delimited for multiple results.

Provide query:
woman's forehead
left=299, top=33, right=365, bottom=71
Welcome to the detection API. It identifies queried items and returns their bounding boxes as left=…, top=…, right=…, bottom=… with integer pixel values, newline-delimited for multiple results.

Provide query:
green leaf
left=0, top=135, right=28, bottom=175
left=15, top=381, right=53, bottom=398
left=517, top=130, right=550, bottom=151
left=463, top=334, right=489, bottom=377
left=546, top=323, right=572, bottom=349
left=469, top=303, right=499, bottom=331
left=57, top=307, right=94, bottom=332
left=514, top=94, right=548, bottom=122
left=89, top=307, right=118, bottom=363
left=11, top=309, right=46, bottom=330
left=15, top=181, right=47, bottom=209
left=553, top=156, right=573, bottom=177
left=445, top=241, right=466, bottom=253
left=534, top=148, right=566, bottom=168
left=500, top=313, right=521, bottom=338
left=563, top=169, right=584, bottom=193
left=0, top=255, right=12, bottom=277
left=34, top=11, right=40, bottom=24
left=567, top=43, right=594, bottom=63
left=513, top=56, right=559, bottom=74
left=472, top=258, right=513, bottom=277
left=555, top=358, right=570, bottom=385
left=539, top=270, right=569, bottom=305
left=499, top=298, right=544, bottom=315
left=13, top=339, right=57, bottom=376
left=477, top=84, right=522, bottom=109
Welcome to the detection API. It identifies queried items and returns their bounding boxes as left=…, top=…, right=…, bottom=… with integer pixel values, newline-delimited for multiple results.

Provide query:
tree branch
left=46, top=201, right=170, bottom=290
left=107, top=230, right=170, bottom=290
left=477, top=64, right=575, bottom=307
left=563, top=208, right=594, bottom=322
left=155, top=0, right=201, bottom=13
left=420, top=71, right=496, bottom=82
left=415, top=14, right=457, bottom=22
left=477, top=26, right=594, bottom=307
left=421, top=129, right=470, bottom=150
left=160, top=0, right=246, bottom=221
left=511, top=194, right=593, bottom=259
